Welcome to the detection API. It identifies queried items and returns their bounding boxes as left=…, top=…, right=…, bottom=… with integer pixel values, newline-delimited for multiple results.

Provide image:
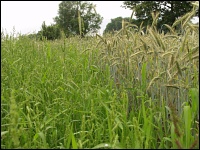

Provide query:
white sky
left=1, top=1, right=133, bottom=36
left=1, top=1, right=199, bottom=36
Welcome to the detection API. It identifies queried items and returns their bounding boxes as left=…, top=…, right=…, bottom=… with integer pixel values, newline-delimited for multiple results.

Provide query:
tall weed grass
left=1, top=3, right=199, bottom=148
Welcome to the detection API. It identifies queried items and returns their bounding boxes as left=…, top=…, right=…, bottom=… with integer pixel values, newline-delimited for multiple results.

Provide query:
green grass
left=1, top=14, right=199, bottom=149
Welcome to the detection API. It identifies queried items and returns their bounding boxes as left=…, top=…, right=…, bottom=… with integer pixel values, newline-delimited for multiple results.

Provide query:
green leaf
left=184, top=106, right=192, bottom=148
left=71, top=129, right=78, bottom=149
left=189, top=88, right=199, bottom=117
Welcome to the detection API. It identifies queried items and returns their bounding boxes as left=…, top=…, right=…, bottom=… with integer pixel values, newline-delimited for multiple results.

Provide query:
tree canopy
left=122, top=1, right=199, bottom=31
left=103, top=17, right=126, bottom=34
left=54, top=1, right=103, bottom=37
left=38, top=21, right=61, bottom=40
left=103, top=17, right=139, bottom=34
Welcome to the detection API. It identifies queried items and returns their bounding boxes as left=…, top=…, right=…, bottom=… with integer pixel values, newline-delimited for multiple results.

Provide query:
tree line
left=28, top=1, right=199, bottom=40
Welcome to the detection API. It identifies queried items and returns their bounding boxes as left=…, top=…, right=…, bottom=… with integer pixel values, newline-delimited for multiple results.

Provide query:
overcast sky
left=1, top=1, right=199, bottom=36
left=1, top=1, right=133, bottom=36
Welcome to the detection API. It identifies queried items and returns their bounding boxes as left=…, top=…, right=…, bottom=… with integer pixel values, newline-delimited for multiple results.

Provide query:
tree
left=39, top=21, right=61, bottom=40
left=122, top=1, right=198, bottom=31
left=103, top=17, right=145, bottom=34
left=103, top=17, right=124, bottom=34
left=103, top=17, right=139, bottom=34
left=54, top=1, right=103, bottom=37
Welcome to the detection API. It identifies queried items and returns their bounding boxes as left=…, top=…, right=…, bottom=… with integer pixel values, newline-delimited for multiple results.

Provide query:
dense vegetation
left=54, top=1, right=103, bottom=37
left=1, top=1, right=199, bottom=149
left=122, top=1, right=199, bottom=31
left=104, top=1, right=199, bottom=34
left=103, top=17, right=131, bottom=35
